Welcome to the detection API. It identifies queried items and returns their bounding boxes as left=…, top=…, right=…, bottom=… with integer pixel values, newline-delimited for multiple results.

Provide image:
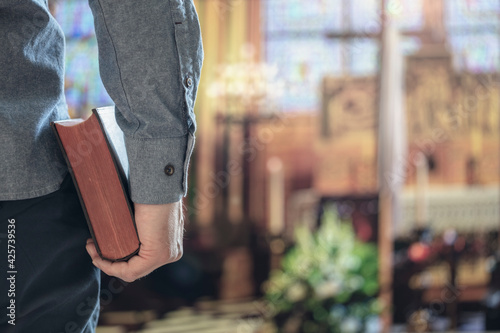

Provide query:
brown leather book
left=51, top=106, right=140, bottom=262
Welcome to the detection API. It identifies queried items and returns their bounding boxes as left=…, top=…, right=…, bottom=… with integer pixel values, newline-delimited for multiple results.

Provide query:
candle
left=415, top=152, right=429, bottom=227
left=267, top=157, right=285, bottom=235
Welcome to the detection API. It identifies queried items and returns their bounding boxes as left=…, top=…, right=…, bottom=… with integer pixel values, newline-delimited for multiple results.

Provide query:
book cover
left=51, top=106, right=140, bottom=262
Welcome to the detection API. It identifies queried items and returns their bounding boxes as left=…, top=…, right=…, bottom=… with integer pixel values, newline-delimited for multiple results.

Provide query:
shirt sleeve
left=88, top=0, right=203, bottom=204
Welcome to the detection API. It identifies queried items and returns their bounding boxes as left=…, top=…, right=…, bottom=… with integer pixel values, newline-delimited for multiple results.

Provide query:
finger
left=85, top=240, right=100, bottom=261
left=103, top=255, right=156, bottom=282
left=85, top=241, right=123, bottom=273
left=86, top=242, right=157, bottom=282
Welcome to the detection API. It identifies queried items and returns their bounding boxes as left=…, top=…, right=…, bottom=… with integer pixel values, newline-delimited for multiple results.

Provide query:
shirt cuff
left=124, top=132, right=195, bottom=205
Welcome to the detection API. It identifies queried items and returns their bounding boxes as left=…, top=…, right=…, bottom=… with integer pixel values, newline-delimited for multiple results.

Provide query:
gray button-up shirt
left=0, top=0, right=203, bottom=204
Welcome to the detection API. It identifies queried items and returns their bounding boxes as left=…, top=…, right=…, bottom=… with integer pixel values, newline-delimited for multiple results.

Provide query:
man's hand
left=85, top=200, right=184, bottom=282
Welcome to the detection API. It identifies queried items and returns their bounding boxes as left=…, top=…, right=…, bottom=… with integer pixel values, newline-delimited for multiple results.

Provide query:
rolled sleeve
left=89, top=0, right=203, bottom=204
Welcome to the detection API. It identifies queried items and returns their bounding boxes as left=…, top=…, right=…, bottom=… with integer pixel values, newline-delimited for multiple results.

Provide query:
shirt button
left=186, top=77, right=193, bottom=87
left=164, top=164, right=175, bottom=176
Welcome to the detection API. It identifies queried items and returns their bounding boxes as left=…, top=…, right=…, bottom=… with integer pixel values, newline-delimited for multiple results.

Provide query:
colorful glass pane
left=348, top=38, right=379, bottom=76
left=52, top=0, right=113, bottom=117
left=265, top=0, right=342, bottom=33
left=264, top=0, right=381, bottom=111
left=351, top=0, right=381, bottom=33
left=445, top=0, right=500, bottom=72
left=53, top=0, right=95, bottom=39
left=387, top=0, right=424, bottom=31
left=446, top=0, right=500, bottom=29
left=448, top=33, right=500, bottom=73
left=266, top=37, right=342, bottom=111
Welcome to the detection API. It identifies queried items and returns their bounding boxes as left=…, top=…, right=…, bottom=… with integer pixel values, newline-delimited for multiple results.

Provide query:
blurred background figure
left=49, top=0, right=500, bottom=332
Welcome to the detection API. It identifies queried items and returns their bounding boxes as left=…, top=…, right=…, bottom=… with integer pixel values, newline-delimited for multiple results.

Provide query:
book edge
left=92, top=107, right=141, bottom=259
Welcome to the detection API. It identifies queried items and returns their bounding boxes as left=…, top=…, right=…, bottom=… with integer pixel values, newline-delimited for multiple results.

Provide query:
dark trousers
left=0, top=174, right=100, bottom=333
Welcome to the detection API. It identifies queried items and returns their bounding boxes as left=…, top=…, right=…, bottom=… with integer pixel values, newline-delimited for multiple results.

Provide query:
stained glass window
left=348, top=39, right=379, bottom=75
left=264, top=0, right=382, bottom=112
left=266, top=38, right=342, bottom=111
left=350, top=0, right=381, bottom=33
left=264, top=0, right=500, bottom=112
left=445, top=0, right=500, bottom=73
left=265, top=0, right=342, bottom=33
left=386, top=0, right=424, bottom=31
left=51, top=0, right=113, bottom=118
left=446, top=0, right=500, bottom=29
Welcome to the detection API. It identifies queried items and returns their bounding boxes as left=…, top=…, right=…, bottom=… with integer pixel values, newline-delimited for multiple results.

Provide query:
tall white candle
left=415, top=152, right=429, bottom=227
left=267, top=157, right=285, bottom=235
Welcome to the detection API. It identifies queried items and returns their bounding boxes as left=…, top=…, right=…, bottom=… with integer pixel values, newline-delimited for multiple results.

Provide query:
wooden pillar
left=227, top=0, right=248, bottom=64
left=193, top=0, right=255, bottom=228
left=194, top=0, right=221, bottom=227
left=378, top=0, right=392, bottom=331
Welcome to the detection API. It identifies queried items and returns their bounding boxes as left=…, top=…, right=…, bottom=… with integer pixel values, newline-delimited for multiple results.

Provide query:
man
left=0, top=0, right=203, bottom=331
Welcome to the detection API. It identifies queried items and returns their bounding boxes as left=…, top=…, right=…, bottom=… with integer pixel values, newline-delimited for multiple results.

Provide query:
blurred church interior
left=49, top=0, right=500, bottom=331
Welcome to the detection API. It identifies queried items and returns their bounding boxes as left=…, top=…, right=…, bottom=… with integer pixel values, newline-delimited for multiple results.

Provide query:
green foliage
left=265, top=207, right=381, bottom=332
